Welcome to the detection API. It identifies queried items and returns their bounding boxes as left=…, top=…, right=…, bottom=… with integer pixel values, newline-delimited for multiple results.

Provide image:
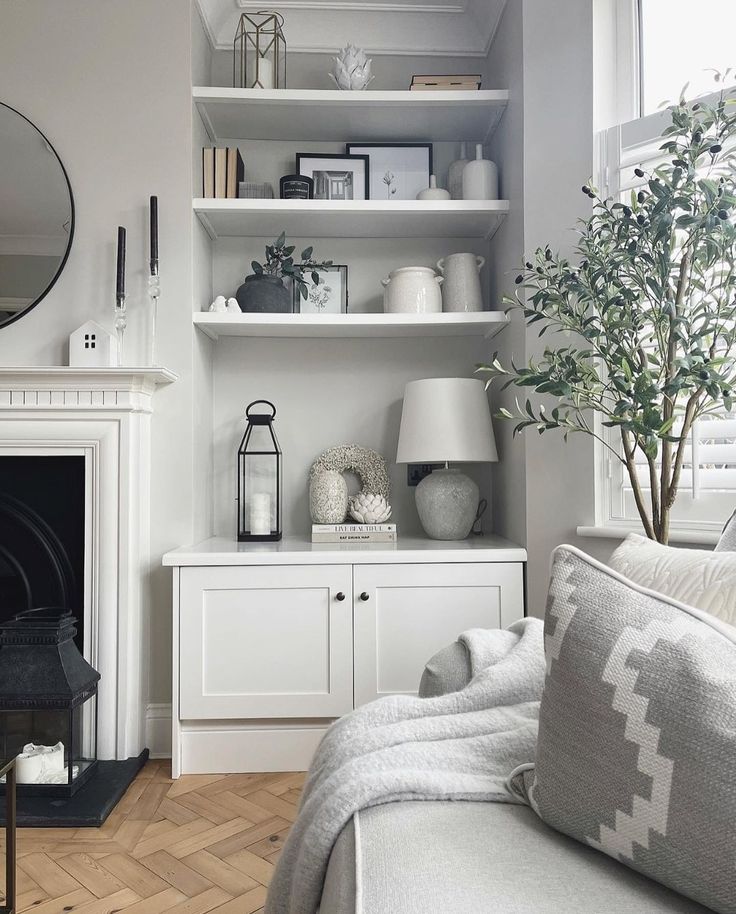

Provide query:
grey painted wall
left=0, top=0, right=202, bottom=711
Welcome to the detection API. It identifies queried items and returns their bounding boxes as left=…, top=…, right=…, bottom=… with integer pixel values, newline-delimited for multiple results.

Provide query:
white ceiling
left=196, top=0, right=507, bottom=57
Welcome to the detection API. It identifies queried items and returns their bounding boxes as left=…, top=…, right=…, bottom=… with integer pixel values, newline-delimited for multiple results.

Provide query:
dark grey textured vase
left=236, top=274, right=292, bottom=313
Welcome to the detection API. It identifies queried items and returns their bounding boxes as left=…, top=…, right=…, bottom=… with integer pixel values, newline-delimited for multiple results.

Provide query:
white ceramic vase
left=415, top=469, right=479, bottom=540
left=462, top=143, right=499, bottom=200
left=448, top=142, right=469, bottom=200
left=416, top=175, right=450, bottom=201
left=437, top=253, right=485, bottom=312
left=382, top=267, right=443, bottom=314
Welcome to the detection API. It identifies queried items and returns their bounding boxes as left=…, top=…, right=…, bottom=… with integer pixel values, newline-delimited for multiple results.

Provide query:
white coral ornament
left=329, top=44, right=375, bottom=91
left=349, top=492, right=392, bottom=524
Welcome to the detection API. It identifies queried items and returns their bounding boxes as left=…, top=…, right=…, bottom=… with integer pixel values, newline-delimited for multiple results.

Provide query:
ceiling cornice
left=197, top=0, right=502, bottom=58
left=236, top=1, right=468, bottom=11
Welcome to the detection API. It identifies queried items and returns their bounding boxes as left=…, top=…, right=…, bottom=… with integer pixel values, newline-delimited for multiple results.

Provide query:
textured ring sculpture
left=309, top=445, right=390, bottom=500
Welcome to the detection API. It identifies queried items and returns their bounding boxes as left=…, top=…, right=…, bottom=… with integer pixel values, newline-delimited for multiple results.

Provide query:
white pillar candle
left=255, top=59, right=274, bottom=89
left=250, top=492, right=271, bottom=535
left=15, top=750, right=44, bottom=784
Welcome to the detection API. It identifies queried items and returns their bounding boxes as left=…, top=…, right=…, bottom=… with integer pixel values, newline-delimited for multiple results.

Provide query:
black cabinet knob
left=360, top=592, right=370, bottom=601
left=335, top=592, right=346, bottom=602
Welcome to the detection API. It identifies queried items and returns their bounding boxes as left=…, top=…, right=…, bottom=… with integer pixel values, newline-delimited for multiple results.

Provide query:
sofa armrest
left=418, top=641, right=473, bottom=698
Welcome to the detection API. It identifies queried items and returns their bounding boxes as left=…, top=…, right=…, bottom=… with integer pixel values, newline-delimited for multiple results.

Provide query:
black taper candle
left=116, top=226, right=126, bottom=300
left=150, top=195, right=158, bottom=274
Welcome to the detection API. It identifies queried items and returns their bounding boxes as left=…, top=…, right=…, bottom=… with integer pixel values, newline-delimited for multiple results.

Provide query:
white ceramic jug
left=462, top=143, right=499, bottom=200
left=381, top=267, right=443, bottom=314
left=436, top=253, right=485, bottom=312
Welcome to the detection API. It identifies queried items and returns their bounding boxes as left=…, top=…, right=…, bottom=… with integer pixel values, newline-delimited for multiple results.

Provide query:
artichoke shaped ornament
left=329, top=44, right=375, bottom=91
left=349, top=492, right=392, bottom=524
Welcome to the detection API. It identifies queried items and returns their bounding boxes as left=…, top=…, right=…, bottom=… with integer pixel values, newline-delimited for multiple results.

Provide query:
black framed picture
left=346, top=143, right=433, bottom=201
left=295, top=153, right=370, bottom=201
left=294, top=265, right=349, bottom=314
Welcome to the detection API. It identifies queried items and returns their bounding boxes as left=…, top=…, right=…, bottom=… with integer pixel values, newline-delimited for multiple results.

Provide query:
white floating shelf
left=193, top=87, right=508, bottom=144
left=193, top=311, right=508, bottom=341
left=193, top=199, right=509, bottom=240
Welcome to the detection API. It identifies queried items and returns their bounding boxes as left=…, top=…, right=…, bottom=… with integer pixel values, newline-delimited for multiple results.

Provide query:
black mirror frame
left=0, top=101, right=75, bottom=330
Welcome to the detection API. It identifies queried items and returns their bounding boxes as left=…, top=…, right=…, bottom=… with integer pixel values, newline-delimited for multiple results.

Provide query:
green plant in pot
left=236, top=232, right=333, bottom=313
left=478, top=79, right=736, bottom=544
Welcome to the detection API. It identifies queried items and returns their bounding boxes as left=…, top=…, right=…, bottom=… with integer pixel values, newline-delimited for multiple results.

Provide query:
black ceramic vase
left=236, top=274, right=292, bottom=313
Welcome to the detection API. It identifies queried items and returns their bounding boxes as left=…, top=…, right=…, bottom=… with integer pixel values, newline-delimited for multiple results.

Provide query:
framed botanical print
left=294, top=264, right=348, bottom=314
left=345, top=143, right=433, bottom=201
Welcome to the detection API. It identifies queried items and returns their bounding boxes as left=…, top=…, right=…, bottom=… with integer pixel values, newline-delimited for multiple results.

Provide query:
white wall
left=484, top=0, right=527, bottom=552
left=0, top=0, right=201, bottom=710
left=482, top=0, right=617, bottom=617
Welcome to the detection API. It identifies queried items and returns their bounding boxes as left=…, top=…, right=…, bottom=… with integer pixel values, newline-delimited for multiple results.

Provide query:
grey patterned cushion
left=517, top=545, right=736, bottom=914
left=716, top=509, right=736, bottom=551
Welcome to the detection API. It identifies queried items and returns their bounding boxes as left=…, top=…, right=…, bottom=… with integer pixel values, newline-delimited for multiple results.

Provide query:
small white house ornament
left=69, top=320, right=117, bottom=367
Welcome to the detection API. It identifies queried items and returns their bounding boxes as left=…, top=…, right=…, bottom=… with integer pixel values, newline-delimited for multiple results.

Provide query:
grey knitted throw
left=265, top=619, right=545, bottom=914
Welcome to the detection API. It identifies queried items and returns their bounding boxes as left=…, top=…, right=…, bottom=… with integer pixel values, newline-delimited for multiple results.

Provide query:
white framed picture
left=294, top=265, right=348, bottom=314
left=346, top=143, right=433, bottom=201
left=295, top=154, right=369, bottom=200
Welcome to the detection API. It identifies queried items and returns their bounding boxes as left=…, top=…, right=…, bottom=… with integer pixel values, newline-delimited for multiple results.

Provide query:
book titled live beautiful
left=312, top=523, right=397, bottom=544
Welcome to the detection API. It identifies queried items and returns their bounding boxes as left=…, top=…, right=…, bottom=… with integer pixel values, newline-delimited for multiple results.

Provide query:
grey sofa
left=318, top=515, right=736, bottom=913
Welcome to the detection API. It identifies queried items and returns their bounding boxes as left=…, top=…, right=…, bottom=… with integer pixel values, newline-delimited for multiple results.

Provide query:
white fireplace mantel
left=0, top=366, right=177, bottom=761
left=0, top=367, right=176, bottom=413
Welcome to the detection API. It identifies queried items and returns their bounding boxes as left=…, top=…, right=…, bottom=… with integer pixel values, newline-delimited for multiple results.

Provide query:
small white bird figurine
left=208, top=295, right=227, bottom=313
left=226, top=297, right=240, bottom=313
left=329, top=44, right=375, bottom=91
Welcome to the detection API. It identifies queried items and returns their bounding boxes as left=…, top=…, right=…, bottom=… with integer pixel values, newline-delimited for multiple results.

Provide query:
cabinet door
left=179, top=564, right=353, bottom=719
left=353, top=562, right=523, bottom=706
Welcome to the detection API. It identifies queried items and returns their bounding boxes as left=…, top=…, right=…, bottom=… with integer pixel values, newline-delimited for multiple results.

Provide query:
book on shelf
left=226, top=147, right=245, bottom=198
left=202, top=147, right=245, bottom=199
left=312, top=523, right=397, bottom=544
left=214, top=147, right=227, bottom=198
left=202, top=148, right=215, bottom=198
left=410, top=74, right=482, bottom=90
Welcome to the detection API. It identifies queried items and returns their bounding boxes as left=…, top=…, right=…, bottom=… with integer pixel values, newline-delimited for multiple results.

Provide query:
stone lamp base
left=415, top=468, right=479, bottom=540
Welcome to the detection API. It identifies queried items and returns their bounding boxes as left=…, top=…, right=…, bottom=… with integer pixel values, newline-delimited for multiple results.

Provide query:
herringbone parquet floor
left=0, top=761, right=304, bottom=914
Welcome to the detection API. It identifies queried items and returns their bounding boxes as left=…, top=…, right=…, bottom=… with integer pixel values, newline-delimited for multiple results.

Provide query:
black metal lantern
left=238, top=400, right=282, bottom=542
left=0, top=609, right=99, bottom=797
left=233, top=10, right=287, bottom=90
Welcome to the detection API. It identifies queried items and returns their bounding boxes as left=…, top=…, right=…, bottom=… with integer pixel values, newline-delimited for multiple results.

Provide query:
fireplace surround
left=0, top=368, right=175, bottom=761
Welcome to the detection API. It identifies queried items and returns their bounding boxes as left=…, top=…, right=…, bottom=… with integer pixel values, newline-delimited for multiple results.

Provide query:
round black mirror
left=0, top=102, right=74, bottom=328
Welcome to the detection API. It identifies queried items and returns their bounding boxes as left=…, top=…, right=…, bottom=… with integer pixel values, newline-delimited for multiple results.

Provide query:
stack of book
left=410, top=74, right=482, bottom=91
left=202, top=147, right=244, bottom=198
left=312, top=523, right=397, bottom=544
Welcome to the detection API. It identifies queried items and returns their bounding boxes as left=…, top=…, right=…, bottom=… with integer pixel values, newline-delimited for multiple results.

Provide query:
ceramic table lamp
left=396, top=378, right=498, bottom=540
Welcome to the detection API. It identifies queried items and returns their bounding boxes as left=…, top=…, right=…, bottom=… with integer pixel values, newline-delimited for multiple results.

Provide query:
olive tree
left=478, top=80, right=736, bottom=543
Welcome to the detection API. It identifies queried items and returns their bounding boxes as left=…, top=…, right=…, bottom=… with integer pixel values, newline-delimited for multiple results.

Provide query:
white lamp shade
left=396, top=377, right=498, bottom=464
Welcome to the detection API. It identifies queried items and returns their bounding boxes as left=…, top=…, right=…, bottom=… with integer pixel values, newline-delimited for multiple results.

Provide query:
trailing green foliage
left=251, top=231, right=332, bottom=300
left=477, top=78, right=736, bottom=543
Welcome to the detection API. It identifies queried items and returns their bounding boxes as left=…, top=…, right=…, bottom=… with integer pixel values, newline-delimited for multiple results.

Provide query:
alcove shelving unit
left=174, top=80, right=524, bottom=776
left=191, top=86, right=511, bottom=341
left=193, top=310, right=508, bottom=341
left=193, top=198, right=509, bottom=241
left=193, top=87, right=509, bottom=143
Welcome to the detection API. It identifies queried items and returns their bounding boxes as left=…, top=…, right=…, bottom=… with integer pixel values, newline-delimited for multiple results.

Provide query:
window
left=597, top=0, right=736, bottom=540
left=639, top=0, right=736, bottom=116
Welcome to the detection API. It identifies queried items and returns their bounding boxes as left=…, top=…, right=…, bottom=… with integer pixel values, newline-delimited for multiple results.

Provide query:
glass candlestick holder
left=114, top=294, right=127, bottom=367
left=147, top=264, right=160, bottom=367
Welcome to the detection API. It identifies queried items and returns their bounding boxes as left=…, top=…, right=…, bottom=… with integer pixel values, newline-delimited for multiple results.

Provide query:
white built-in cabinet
left=165, top=536, right=525, bottom=777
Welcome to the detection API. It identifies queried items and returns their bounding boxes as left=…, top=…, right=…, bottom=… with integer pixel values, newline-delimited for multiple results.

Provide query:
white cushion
left=609, top=533, right=736, bottom=627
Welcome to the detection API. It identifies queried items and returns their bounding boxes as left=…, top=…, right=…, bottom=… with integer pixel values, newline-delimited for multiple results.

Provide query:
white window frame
left=584, top=2, right=736, bottom=544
